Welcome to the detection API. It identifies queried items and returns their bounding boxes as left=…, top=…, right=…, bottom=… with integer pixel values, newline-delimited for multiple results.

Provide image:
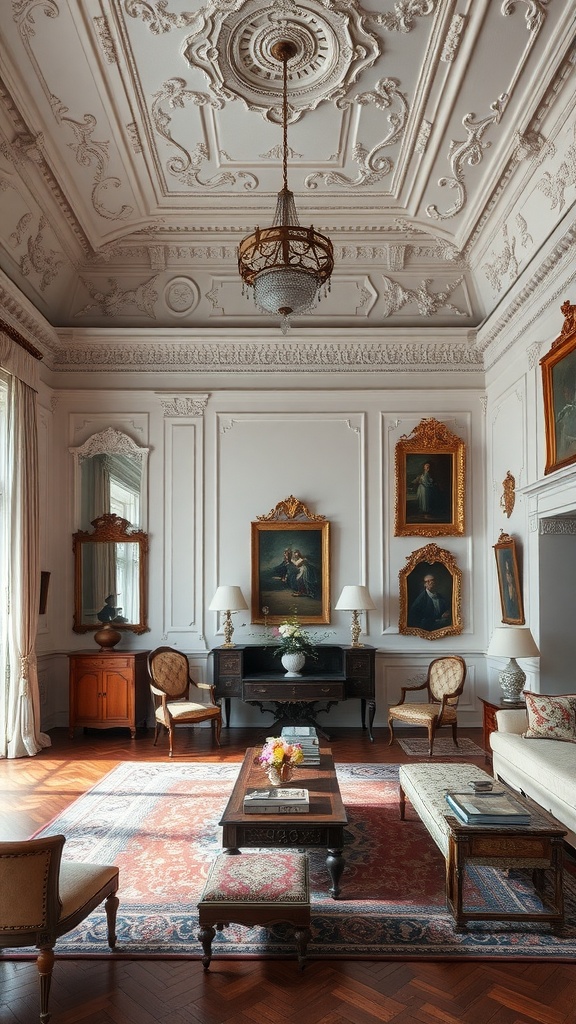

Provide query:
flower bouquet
left=258, top=736, right=304, bottom=785
left=272, top=611, right=320, bottom=661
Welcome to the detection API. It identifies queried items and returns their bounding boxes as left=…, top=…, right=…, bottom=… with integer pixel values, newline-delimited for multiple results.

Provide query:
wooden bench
left=197, top=851, right=311, bottom=969
left=399, top=762, right=565, bottom=931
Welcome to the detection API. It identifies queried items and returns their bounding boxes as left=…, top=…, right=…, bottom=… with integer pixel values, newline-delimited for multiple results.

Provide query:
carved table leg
left=326, top=847, right=345, bottom=898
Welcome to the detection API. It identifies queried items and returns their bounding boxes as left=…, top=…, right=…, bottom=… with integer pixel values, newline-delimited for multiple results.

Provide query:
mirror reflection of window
left=81, top=541, right=140, bottom=625
left=80, top=454, right=141, bottom=530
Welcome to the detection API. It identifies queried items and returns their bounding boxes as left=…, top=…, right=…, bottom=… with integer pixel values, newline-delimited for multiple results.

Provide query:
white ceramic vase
left=281, top=651, right=306, bottom=677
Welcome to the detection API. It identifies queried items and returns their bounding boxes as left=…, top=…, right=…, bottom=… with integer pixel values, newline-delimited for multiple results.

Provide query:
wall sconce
left=209, top=586, right=248, bottom=648
left=486, top=625, right=540, bottom=703
left=335, top=585, right=375, bottom=648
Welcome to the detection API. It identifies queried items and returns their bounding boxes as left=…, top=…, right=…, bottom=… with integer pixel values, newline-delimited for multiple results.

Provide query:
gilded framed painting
left=541, top=299, right=576, bottom=475
left=251, top=496, right=330, bottom=625
left=493, top=531, right=524, bottom=625
left=399, top=543, right=463, bottom=640
left=394, top=417, right=466, bottom=536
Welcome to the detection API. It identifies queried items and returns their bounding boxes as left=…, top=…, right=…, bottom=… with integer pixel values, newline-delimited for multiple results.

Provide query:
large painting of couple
left=251, top=497, right=330, bottom=625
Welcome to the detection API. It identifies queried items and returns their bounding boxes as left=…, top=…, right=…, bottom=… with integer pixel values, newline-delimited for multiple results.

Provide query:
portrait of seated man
left=408, top=572, right=452, bottom=632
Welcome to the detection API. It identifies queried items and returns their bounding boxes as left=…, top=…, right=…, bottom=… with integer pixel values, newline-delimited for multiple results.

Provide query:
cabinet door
left=103, top=668, right=133, bottom=722
left=74, top=669, right=102, bottom=722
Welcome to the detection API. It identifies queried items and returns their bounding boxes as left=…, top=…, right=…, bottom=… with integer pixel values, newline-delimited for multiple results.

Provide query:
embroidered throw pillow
left=522, top=691, right=576, bottom=742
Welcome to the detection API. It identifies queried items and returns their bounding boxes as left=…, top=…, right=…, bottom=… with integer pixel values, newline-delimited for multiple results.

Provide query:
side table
left=479, top=696, right=525, bottom=765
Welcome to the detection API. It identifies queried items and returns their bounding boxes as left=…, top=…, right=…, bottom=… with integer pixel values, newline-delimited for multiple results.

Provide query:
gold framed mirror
left=73, top=514, right=149, bottom=635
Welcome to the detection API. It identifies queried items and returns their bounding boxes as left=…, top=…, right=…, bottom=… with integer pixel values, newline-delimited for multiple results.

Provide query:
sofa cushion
left=490, top=730, right=576, bottom=810
left=522, top=691, right=576, bottom=742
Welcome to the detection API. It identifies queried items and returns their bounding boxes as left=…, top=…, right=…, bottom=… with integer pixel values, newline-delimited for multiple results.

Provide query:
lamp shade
left=487, top=626, right=540, bottom=659
left=335, top=585, right=376, bottom=611
left=209, top=586, right=248, bottom=612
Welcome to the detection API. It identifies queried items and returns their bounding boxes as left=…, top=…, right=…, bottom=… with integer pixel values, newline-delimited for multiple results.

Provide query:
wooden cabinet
left=212, top=644, right=376, bottom=739
left=69, top=650, right=150, bottom=739
left=479, top=696, right=525, bottom=764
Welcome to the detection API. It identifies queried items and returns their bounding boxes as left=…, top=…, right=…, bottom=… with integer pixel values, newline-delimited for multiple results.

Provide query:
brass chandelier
left=238, top=39, right=334, bottom=334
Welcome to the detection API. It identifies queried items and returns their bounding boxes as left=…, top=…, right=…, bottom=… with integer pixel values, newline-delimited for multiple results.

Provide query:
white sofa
left=490, top=708, right=576, bottom=847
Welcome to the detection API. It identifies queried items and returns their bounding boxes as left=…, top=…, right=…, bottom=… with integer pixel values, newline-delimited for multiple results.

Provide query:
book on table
left=243, top=787, right=310, bottom=814
left=281, top=726, right=321, bottom=765
left=445, top=790, right=531, bottom=825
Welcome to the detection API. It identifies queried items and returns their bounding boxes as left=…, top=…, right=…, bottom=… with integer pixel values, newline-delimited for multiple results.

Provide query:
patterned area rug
left=398, top=737, right=485, bottom=757
left=19, top=761, right=576, bottom=961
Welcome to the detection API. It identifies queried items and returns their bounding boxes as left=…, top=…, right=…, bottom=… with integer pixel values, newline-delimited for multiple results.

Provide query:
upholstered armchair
left=387, top=655, right=467, bottom=756
left=0, top=834, right=119, bottom=1023
left=148, top=646, right=222, bottom=757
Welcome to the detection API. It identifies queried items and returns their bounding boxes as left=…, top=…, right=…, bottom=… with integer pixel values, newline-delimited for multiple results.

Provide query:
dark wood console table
left=211, top=644, right=376, bottom=741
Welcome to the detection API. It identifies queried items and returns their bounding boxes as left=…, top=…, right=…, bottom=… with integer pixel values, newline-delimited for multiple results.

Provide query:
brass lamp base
left=350, top=610, right=364, bottom=648
left=222, top=611, right=235, bottom=648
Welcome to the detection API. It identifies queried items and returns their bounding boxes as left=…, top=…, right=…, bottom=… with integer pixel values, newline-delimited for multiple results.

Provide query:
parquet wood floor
left=2, top=725, right=576, bottom=1024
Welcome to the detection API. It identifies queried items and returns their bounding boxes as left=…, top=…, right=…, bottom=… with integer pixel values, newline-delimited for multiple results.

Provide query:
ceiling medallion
left=184, top=0, right=380, bottom=121
left=238, top=38, right=334, bottom=333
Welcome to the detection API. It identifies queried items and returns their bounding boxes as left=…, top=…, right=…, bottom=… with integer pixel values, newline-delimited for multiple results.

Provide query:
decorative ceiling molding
left=181, top=0, right=381, bottom=123
left=50, top=335, right=483, bottom=374
left=0, top=0, right=571, bottom=338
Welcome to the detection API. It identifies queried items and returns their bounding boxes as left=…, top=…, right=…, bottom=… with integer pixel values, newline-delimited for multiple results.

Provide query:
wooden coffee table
left=219, top=746, right=348, bottom=898
left=399, top=763, right=566, bottom=932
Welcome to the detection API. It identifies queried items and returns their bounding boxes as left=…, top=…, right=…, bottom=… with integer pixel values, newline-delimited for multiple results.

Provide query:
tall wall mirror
left=70, top=427, right=149, bottom=531
left=70, top=429, right=150, bottom=634
left=73, top=514, right=149, bottom=634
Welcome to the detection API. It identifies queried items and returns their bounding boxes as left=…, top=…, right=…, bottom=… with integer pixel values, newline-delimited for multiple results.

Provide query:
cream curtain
left=0, top=373, right=50, bottom=758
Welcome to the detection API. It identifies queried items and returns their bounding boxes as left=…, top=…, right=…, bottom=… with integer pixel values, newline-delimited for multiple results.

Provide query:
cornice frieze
left=51, top=337, right=483, bottom=373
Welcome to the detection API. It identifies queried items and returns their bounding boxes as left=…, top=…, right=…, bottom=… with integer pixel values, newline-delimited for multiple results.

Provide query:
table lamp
left=335, top=585, right=375, bottom=647
left=486, top=625, right=540, bottom=703
left=209, top=585, right=248, bottom=647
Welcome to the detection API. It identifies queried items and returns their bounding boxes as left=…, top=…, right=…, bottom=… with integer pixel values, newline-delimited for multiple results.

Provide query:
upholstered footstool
left=197, top=851, right=311, bottom=970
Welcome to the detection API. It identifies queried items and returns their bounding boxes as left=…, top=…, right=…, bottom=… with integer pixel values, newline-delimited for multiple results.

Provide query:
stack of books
left=243, top=788, right=310, bottom=814
left=445, top=789, right=531, bottom=826
left=281, top=725, right=321, bottom=766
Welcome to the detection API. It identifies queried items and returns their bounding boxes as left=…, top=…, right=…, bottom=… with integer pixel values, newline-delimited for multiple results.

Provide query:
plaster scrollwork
left=482, top=223, right=518, bottom=293
left=426, top=95, right=508, bottom=221
left=158, top=394, right=209, bottom=418
left=12, top=0, right=59, bottom=42
left=151, top=79, right=258, bottom=190
left=20, top=216, right=63, bottom=291
left=9, top=214, right=33, bottom=249
left=380, top=275, right=466, bottom=318
left=306, top=79, right=409, bottom=189
left=60, top=108, right=134, bottom=221
left=74, top=275, right=160, bottom=318
left=501, top=0, right=550, bottom=34
left=515, top=213, right=533, bottom=250
left=366, top=1, right=435, bottom=33
left=536, top=124, right=576, bottom=213
left=70, top=427, right=149, bottom=461
left=124, top=0, right=197, bottom=33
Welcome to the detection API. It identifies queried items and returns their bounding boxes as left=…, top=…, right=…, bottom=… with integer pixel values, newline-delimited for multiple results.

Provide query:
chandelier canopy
left=238, top=39, right=334, bottom=334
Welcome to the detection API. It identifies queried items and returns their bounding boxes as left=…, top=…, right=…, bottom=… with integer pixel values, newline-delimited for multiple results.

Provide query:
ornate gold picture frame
left=399, top=543, right=463, bottom=640
left=251, top=496, right=330, bottom=625
left=493, top=531, right=524, bottom=625
left=541, top=299, right=576, bottom=475
left=394, top=417, right=466, bottom=537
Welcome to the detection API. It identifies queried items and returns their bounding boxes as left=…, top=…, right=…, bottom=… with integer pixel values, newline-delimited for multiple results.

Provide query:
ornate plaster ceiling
left=0, top=0, right=574, bottom=336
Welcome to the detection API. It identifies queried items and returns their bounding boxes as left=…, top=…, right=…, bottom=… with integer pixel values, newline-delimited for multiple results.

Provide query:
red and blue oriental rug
left=24, top=761, right=576, bottom=961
